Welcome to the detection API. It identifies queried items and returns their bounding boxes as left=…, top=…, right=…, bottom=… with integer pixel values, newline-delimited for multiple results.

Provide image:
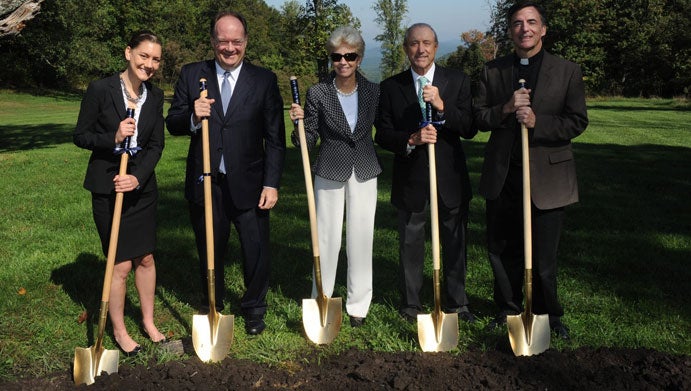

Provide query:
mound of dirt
left=2, top=347, right=689, bottom=390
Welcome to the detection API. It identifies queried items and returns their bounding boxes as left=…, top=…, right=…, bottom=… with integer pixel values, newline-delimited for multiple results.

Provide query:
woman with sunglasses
left=290, top=26, right=381, bottom=327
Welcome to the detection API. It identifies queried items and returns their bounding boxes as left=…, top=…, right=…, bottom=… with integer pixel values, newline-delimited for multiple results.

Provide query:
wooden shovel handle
left=425, top=102, right=441, bottom=272
left=428, top=143, right=440, bottom=272
left=101, top=105, right=136, bottom=303
left=290, top=77, right=319, bottom=257
left=101, top=153, right=128, bottom=302
left=521, top=123, right=532, bottom=270
left=199, top=79, right=215, bottom=272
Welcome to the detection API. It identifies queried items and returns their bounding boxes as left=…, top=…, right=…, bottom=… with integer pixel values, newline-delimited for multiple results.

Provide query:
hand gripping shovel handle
left=289, top=77, right=323, bottom=293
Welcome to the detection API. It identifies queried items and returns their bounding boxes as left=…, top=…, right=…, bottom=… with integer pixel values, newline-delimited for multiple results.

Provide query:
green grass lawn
left=0, top=91, right=689, bottom=381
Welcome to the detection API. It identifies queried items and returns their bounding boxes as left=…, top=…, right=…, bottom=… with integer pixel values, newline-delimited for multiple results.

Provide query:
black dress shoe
left=458, top=310, right=477, bottom=323
left=245, top=319, right=266, bottom=335
left=399, top=311, right=417, bottom=324
left=349, top=316, right=365, bottom=327
left=486, top=311, right=514, bottom=331
left=551, top=322, right=570, bottom=340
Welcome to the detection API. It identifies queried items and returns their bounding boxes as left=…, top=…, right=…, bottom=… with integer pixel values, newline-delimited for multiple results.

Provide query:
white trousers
left=311, top=173, right=377, bottom=318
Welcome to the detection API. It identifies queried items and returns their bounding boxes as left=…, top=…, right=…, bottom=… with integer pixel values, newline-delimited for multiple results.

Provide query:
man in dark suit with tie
left=166, top=11, right=286, bottom=335
left=473, top=1, right=588, bottom=340
left=375, top=23, right=477, bottom=323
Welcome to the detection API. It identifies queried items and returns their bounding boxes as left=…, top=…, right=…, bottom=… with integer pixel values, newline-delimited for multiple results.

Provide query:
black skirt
left=91, top=189, right=158, bottom=262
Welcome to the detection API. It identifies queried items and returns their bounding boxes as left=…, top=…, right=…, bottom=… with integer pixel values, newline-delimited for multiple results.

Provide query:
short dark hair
left=127, top=30, right=162, bottom=49
left=507, top=1, right=547, bottom=26
left=211, top=11, right=248, bottom=39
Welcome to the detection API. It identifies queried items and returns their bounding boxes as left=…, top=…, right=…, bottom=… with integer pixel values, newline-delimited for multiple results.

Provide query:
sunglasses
left=330, top=52, right=359, bottom=62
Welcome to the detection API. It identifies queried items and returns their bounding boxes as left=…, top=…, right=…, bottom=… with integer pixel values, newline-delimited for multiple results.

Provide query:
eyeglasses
left=215, top=39, right=246, bottom=48
left=330, top=52, right=359, bottom=62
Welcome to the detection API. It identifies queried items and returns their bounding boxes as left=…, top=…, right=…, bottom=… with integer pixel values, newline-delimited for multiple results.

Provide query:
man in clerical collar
left=473, top=1, right=589, bottom=341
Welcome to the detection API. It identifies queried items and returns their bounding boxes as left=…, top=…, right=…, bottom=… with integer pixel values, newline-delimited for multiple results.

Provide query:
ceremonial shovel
left=74, top=107, right=138, bottom=385
left=191, top=78, right=234, bottom=362
left=506, top=79, right=550, bottom=356
left=290, top=76, right=342, bottom=344
left=417, top=102, right=459, bottom=352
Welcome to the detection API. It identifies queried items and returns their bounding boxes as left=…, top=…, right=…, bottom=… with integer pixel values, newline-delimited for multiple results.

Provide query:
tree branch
left=0, top=0, right=43, bottom=37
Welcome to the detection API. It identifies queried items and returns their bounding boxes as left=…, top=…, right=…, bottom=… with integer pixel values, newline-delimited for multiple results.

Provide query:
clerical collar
left=514, top=49, right=544, bottom=66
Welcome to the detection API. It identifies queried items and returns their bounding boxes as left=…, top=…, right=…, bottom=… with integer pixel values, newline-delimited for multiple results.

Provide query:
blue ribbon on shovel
left=114, top=108, right=141, bottom=156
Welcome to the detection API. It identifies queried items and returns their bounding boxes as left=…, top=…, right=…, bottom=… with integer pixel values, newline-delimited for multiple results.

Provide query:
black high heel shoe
left=117, top=343, right=142, bottom=357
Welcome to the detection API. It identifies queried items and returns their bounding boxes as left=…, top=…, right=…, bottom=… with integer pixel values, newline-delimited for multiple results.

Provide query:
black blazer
left=473, top=51, right=588, bottom=209
left=166, top=60, right=286, bottom=209
left=375, top=65, right=476, bottom=212
left=74, top=73, right=165, bottom=194
left=295, top=71, right=382, bottom=182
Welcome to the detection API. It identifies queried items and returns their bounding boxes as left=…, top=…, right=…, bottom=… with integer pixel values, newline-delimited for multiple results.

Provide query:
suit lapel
left=136, top=82, right=157, bottom=141
left=398, top=69, right=418, bottom=109
left=353, top=79, right=370, bottom=138
left=225, top=62, right=252, bottom=120
left=497, top=56, right=514, bottom=99
left=107, top=74, right=126, bottom=118
left=532, top=52, right=555, bottom=109
left=433, top=66, right=449, bottom=98
left=199, top=61, right=224, bottom=120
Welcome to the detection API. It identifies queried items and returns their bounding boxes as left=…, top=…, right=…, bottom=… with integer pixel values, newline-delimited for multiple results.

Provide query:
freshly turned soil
left=2, top=346, right=689, bottom=390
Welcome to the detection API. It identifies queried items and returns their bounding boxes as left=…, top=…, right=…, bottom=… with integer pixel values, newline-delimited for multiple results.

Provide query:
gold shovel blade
left=73, top=346, right=119, bottom=385
left=507, top=313, right=550, bottom=356
left=192, top=312, right=234, bottom=362
left=302, top=297, right=342, bottom=344
left=417, top=312, right=459, bottom=352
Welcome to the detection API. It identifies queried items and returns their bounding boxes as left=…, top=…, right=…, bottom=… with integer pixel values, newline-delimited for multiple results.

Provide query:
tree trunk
left=0, top=0, right=43, bottom=37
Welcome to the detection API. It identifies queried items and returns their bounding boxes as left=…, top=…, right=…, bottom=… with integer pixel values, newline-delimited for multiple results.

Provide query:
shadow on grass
left=561, top=142, right=691, bottom=312
left=50, top=253, right=125, bottom=346
left=50, top=135, right=691, bottom=340
left=0, top=124, right=75, bottom=152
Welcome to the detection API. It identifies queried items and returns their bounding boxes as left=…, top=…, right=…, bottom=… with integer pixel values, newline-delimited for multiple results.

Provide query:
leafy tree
left=372, top=0, right=407, bottom=79
left=487, top=0, right=689, bottom=96
left=442, top=30, right=494, bottom=88
left=308, top=0, right=360, bottom=81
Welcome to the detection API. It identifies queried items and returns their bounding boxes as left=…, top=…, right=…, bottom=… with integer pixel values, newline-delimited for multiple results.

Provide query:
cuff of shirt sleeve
left=190, top=114, right=201, bottom=134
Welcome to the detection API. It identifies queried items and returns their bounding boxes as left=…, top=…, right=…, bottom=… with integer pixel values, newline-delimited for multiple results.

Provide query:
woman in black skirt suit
left=74, top=30, right=165, bottom=355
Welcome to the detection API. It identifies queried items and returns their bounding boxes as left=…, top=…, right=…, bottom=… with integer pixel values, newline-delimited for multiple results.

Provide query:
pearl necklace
left=120, top=75, right=144, bottom=104
left=333, top=78, right=358, bottom=97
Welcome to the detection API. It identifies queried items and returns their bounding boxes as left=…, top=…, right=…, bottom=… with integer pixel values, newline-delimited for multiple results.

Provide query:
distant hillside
left=360, top=40, right=461, bottom=82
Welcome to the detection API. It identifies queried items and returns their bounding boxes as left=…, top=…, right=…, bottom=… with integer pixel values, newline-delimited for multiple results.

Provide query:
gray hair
left=403, top=23, right=438, bottom=45
left=326, top=26, right=365, bottom=57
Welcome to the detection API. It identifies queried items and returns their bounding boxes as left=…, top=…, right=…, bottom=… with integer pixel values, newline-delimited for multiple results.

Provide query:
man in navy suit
left=473, top=1, right=588, bottom=340
left=166, top=11, right=286, bottom=335
left=375, top=23, right=477, bottom=323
